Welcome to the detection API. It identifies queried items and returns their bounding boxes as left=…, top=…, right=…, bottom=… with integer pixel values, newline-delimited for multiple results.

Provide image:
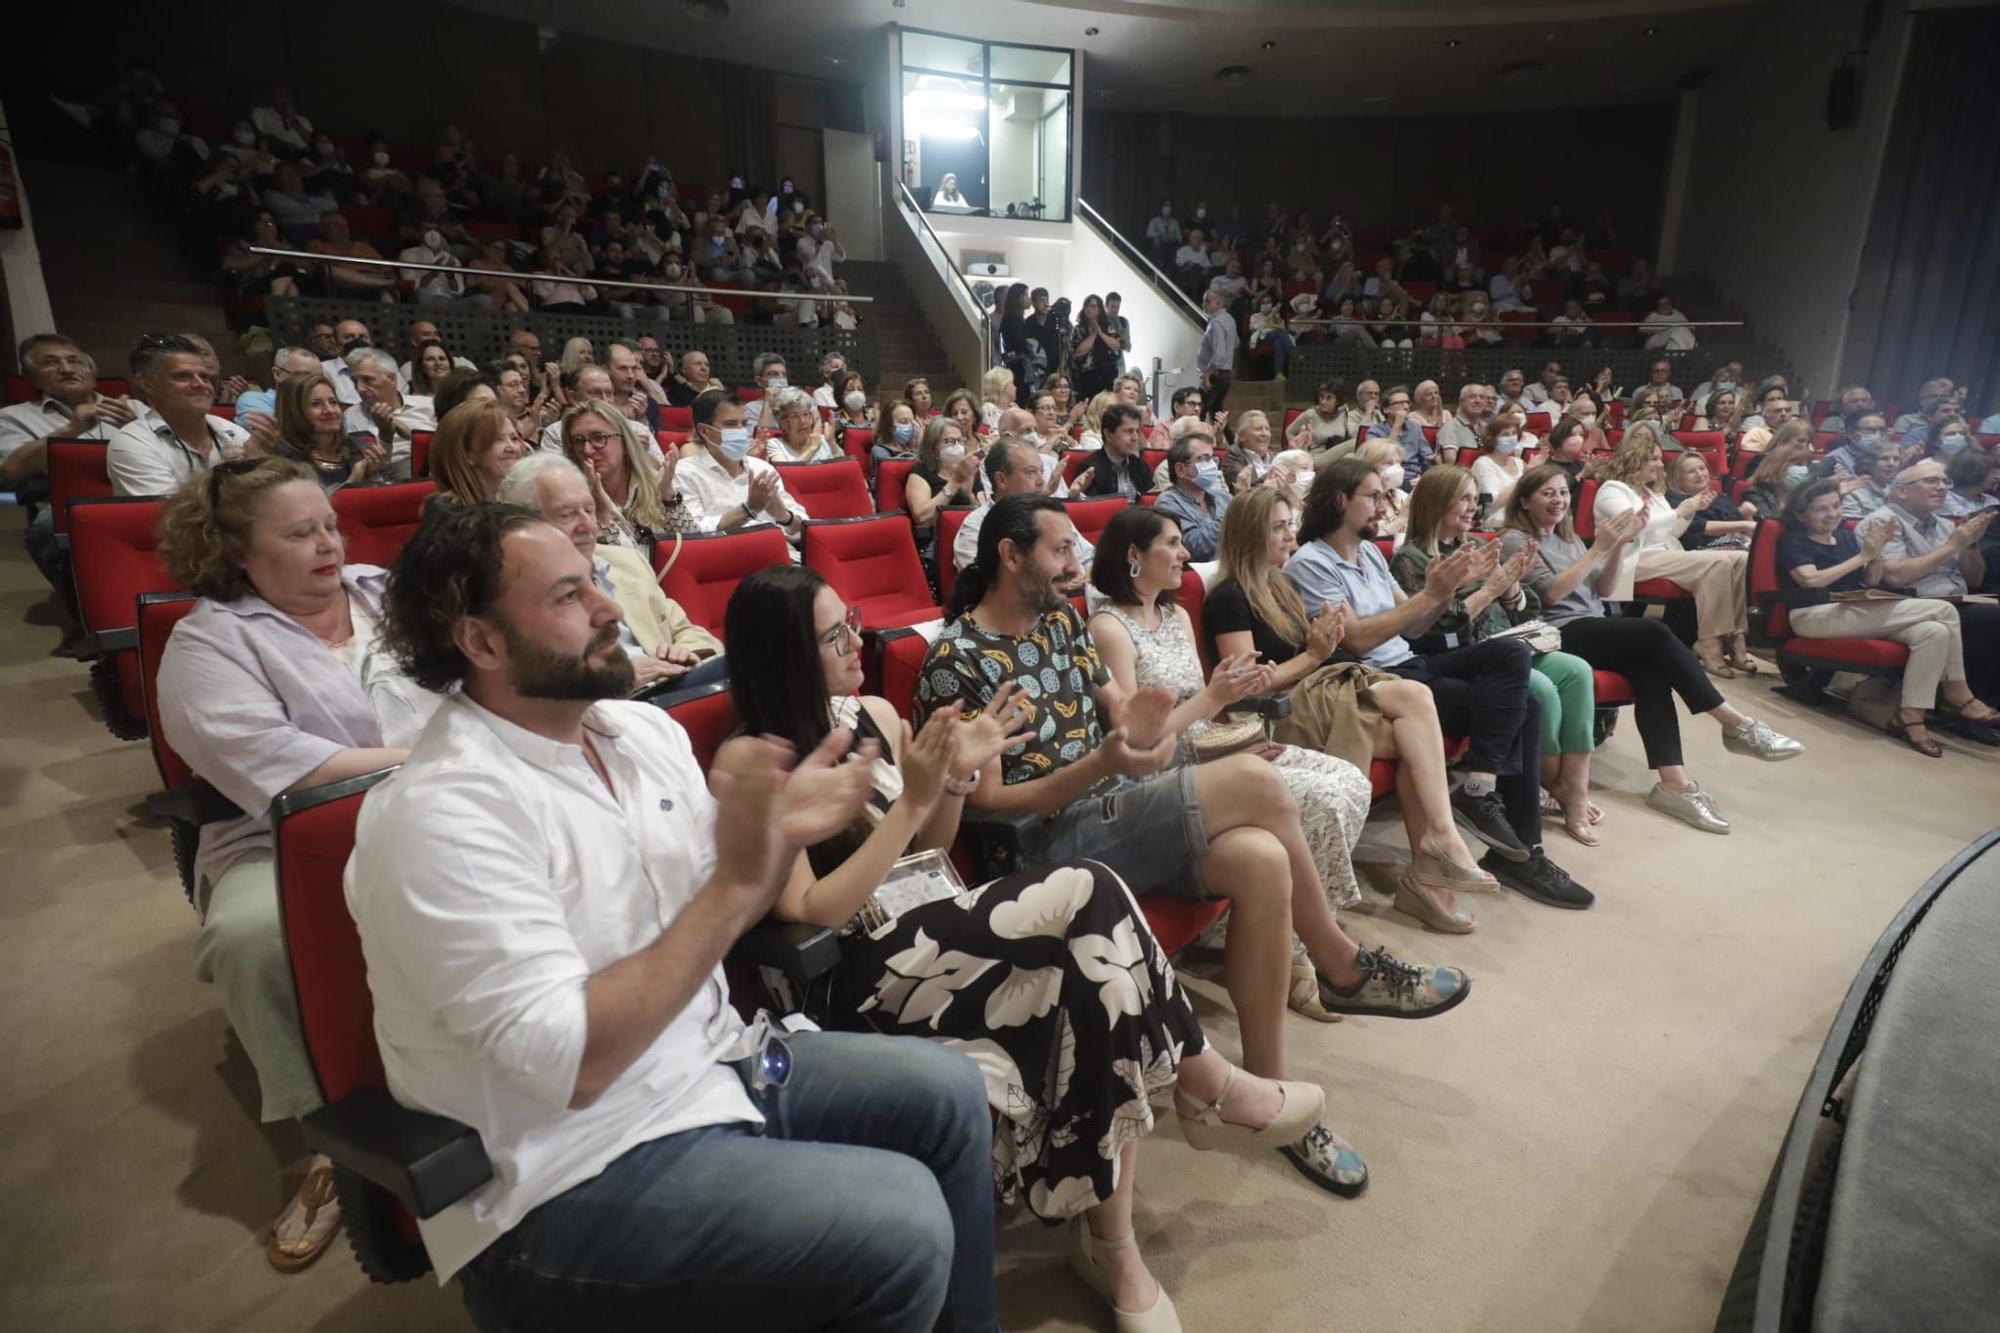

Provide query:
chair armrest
left=730, top=917, right=842, bottom=991
left=143, top=780, right=244, bottom=825
left=956, top=806, right=1046, bottom=881
left=301, top=1086, right=492, bottom=1220
left=1231, top=691, right=1292, bottom=722
left=72, top=627, right=137, bottom=661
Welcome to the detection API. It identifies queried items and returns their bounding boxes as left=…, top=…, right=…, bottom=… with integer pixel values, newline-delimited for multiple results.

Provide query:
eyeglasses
left=571, top=431, right=621, bottom=452
left=1386, top=399, right=1411, bottom=408
left=206, top=456, right=263, bottom=501
left=818, top=605, right=864, bottom=656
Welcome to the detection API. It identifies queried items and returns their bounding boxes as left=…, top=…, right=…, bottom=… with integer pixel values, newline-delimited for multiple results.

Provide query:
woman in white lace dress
left=1089, top=506, right=1388, bottom=1022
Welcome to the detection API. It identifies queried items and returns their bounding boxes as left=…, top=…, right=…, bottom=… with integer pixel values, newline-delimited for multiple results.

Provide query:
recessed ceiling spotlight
left=1084, top=26, right=1099, bottom=37
left=1260, top=40, right=1276, bottom=50
left=1446, top=38, right=1460, bottom=48
left=1645, top=25, right=1662, bottom=36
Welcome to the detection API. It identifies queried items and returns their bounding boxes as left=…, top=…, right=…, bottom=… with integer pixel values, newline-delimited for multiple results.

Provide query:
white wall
left=988, top=87, right=1041, bottom=217
left=822, top=128, right=883, bottom=262
left=1669, top=0, right=1911, bottom=396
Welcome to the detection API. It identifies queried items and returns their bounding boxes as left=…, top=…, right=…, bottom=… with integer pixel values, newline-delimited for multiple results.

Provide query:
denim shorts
left=1030, top=767, right=1211, bottom=899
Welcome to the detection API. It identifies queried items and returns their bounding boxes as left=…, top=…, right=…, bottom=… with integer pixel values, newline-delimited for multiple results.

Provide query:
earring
left=1128, top=559, right=1142, bottom=577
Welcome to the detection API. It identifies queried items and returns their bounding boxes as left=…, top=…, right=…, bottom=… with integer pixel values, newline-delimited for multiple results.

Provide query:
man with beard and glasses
left=349, top=502, right=999, bottom=1331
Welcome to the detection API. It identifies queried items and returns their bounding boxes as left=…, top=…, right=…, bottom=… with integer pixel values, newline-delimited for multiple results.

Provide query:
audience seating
left=135, top=591, right=240, bottom=900
left=1676, top=431, right=1728, bottom=475
left=653, top=526, right=791, bottom=636
left=1746, top=518, right=1908, bottom=699
left=802, top=514, right=938, bottom=632
left=49, top=439, right=113, bottom=551
left=659, top=405, right=693, bottom=431
left=775, top=459, right=873, bottom=520
left=1062, top=496, right=1131, bottom=548
left=67, top=497, right=178, bottom=739
left=875, top=458, right=917, bottom=515
left=273, top=767, right=492, bottom=1286
left=1060, top=450, right=1095, bottom=485
left=332, top=482, right=436, bottom=566
left=841, top=427, right=874, bottom=467
left=409, top=432, right=432, bottom=479
left=935, top=505, right=976, bottom=605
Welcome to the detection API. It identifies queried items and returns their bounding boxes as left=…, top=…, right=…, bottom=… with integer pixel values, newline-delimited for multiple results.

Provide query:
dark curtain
left=716, top=61, right=777, bottom=190
left=1845, top=6, right=2000, bottom=412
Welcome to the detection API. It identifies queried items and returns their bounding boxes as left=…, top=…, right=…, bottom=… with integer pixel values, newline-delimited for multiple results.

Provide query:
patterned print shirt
left=916, top=604, right=1111, bottom=788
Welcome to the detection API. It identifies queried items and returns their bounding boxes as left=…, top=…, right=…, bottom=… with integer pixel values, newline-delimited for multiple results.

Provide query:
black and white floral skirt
left=825, top=859, right=1204, bottom=1221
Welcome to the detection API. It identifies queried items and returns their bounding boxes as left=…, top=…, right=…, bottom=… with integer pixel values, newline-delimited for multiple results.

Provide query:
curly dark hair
left=156, top=457, right=318, bottom=601
left=380, top=502, right=546, bottom=692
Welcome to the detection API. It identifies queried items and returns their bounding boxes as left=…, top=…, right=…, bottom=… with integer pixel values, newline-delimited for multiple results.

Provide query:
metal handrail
left=1073, top=197, right=1206, bottom=330
left=1287, top=315, right=1747, bottom=329
left=247, top=246, right=872, bottom=305
left=892, top=183, right=992, bottom=368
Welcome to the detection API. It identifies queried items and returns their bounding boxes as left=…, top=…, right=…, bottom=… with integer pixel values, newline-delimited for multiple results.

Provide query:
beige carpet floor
left=0, top=504, right=1993, bottom=1332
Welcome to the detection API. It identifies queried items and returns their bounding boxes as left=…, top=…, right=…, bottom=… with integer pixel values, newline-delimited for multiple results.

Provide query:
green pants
left=1529, top=650, right=1597, bottom=755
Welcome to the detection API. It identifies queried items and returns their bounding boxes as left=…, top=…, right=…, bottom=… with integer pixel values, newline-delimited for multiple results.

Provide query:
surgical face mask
left=1940, top=432, right=1969, bottom=454
left=940, top=443, right=967, bottom=466
left=809, top=222, right=825, bottom=237
left=1714, top=378, right=1736, bottom=392
left=716, top=425, right=752, bottom=460
left=1577, top=412, right=1597, bottom=427
left=372, top=150, right=390, bottom=166
left=1856, top=431, right=1882, bottom=449
left=664, top=262, right=683, bottom=279
left=844, top=390, right=867, bottom=411
left=233, top=128, right=255, bottom=146
left=1784, top=465, right=1811, bottom=488
left=1193, top=458, right=1221, bottom=488
left=1495, top=434, right=1520, bottom=455
left=893, top=420, right=916, bottom=445
left=1378, top=463, right=1406, bottom=491
left=766, top=376, right=788, bottom=391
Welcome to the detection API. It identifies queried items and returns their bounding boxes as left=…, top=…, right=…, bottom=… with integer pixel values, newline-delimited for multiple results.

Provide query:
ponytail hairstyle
left=949, top=493, right=1063, bottom=617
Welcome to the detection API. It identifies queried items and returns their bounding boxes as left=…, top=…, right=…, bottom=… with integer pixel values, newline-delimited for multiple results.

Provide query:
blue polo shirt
left=1283, top=537, right=1415, bottom=668
left=1154, top=482, right=1231, bottom=560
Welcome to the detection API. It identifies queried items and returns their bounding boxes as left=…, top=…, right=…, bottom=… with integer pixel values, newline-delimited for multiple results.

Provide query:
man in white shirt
left=107, top=335, right=252, bottom=496
left=1436, top=384, right=1490, bottom=464
left=347, top=503, right=996, bottom=1326
left=2, top=334, right=134, bottom=488
left=1630, top=357, right=1686, bottom=409
left=342, top=348, right=433, bottom=481
left=1640, top=295, right=1696, bottom=351
left=955, top=436, right=1095, bottom=576
left=676, top=391, right=805, bottom=544
left=809, top=351, right=846, bottom=410
left=320, top=318, right=409, bottom=407
left=741, top=353, right=790, bottom=434
left=1523, top=360, right=1564, bottom=406
left=1145, top=201, right=1182, bottom=263
left=1174, top=228, right=1213, bottom=294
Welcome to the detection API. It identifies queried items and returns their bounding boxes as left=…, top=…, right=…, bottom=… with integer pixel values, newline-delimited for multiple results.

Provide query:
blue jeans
left=461, top=1031, right=998, bottom=1333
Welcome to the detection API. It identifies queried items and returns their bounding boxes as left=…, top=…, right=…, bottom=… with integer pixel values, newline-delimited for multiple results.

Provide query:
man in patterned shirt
left=916, top=494, right=1463, bottom=1196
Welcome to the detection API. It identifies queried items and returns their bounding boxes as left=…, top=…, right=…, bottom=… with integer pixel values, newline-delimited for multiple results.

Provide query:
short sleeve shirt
left=916, top=604, right=1110, bottom=788
left=1870, top=502, right=1967, bottom=598
left=1283, top=538, right=1414, bottom=667
left=1775, top=526, right=1864, bottom=607
left=1204, top=578, right=1307, bottom=665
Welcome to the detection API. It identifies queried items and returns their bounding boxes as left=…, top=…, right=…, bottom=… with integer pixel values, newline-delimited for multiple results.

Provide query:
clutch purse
left=1489, top=618, right=1564, bottom=654
left=855, top=848, right=967, bottom=938
left=1189, top=714, right=1269, bottom=762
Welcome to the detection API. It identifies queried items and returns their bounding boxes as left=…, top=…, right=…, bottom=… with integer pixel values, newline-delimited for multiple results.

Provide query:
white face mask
left=372, top=150, right=390, bottom=167
left=1577, top=412, right=1597, bottom=427
left=940, top=443, right=966, bottom=466
left=844, top=390, right=867, bottom=411
left=1378, top=463, right=1406, bottom=491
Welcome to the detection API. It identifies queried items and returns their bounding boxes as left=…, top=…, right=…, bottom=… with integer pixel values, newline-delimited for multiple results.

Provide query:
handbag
left=1189, top=713, right=1269, bottom=762
left=1488, top=618, right=1563, bottom=655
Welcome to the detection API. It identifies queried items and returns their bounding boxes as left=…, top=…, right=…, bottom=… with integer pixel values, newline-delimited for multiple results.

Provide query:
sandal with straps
left=1940, top=696, right=2000, bottom=727
left=1886, top=715, right=1944, bottom=758
left=1175, top=1064, right=1325, bottom=1153
left=267, top=1164, right=342, bottom=1273
left=1069, top=1218, right=1182, bottom=1332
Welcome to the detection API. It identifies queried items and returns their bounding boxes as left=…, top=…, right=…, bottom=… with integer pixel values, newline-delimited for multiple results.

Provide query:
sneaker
left=1451, top=786, right=1529, bottom=861
left=1647, top=780, right=1731, bottom=833
left=1317, top=947, right=1471, bottom=1019
left=1278, top=1121, right=1369, bottom=1198
left=1481, top=847, right=1596, bottom=909
left=1724, top=716, right=1804, bottom=761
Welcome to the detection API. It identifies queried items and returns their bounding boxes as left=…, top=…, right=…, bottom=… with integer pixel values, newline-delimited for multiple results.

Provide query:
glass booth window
left=900, top=30, right=1073, bottom=221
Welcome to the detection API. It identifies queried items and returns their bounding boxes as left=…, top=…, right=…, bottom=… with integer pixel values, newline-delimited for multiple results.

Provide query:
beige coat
left=597, top=543, right=723, bottom=660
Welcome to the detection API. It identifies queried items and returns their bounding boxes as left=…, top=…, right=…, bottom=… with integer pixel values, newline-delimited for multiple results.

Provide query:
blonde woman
left=558, top=401, right=688, bottom=543
left=429, top=400, right=526, bottom=506
left=1076, top=389, right=1118, bottom=452
left=979, top=364, right=1017, bottom=432
left=557, top=336, right=595, bottom=379
left=1741, top=420, right=1816, bottom=519
left=1394, top=467, right=1603, bottom=844
left=1591, top=422, right=1754, bottom=675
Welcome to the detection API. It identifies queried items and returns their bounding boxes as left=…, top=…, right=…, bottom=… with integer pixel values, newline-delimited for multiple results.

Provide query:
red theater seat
left=876, top=459, right=918, bottom=515
left=654, top=526, right=791, bottom=637
left=1063, top=496, right=1130, bottom=547
left=332, top=481, right=436, bottom=566
left=936, top=505, right=976, bottom=605
left=1747, top=519, right=1908, bottom=691
left=803, top=515, right=938, bottom=631
left=68, top=497, right=178, bottom=738
left=49, top=439, right=113, bottom=548
left=775, top=459, right=874, bottom=520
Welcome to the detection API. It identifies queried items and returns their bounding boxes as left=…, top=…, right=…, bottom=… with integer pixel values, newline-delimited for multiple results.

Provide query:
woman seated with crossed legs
left=727, top=566, right=1329, bottom=1333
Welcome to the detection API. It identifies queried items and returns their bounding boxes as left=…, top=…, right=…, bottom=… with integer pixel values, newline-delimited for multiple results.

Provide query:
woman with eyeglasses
left=726, top=565, right=1333, bottom=1331
left=154, top=457, right=438, bottom=1273
left=558, top=401, right=687, bottom=544
left=763, top=386, right=840, bottom=464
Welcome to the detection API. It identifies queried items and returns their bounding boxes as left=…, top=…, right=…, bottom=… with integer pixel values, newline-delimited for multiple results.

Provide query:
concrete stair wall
left=22, top=158, right=251, bottom=380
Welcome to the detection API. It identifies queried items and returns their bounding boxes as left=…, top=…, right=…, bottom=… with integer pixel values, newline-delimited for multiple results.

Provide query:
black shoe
left=1481, top=847, right=1595, bottom=909
left=1931, top=712, right=2000, bottom=747
left=1452, top=787, right=1529, bottom=861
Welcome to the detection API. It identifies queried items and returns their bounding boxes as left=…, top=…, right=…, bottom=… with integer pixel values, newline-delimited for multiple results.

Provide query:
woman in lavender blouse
left=154, top=457, right=431, bottom=1273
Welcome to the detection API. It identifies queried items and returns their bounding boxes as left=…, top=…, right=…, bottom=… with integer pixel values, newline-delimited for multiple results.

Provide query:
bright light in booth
left=905, top=89, right=986, bottom=140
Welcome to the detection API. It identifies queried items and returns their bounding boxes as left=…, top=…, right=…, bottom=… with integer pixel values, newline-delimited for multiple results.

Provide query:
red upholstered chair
left=333, top=481, right=436, bottom=566
left=1730, top=477, right=1754, bottom=506
left=1746, top=518, right=1907, bottom=697
left=1284, top=408, right=1303, bottom=428
left=1141, top=448, right=1168, bottom=477
left=49, top=439, right=113, bottom=549
left=1605, top=401, right=1628, bottom=426
left=1525, top=412, right=1554, bottom=437
left=1673, top=431, right=1728, bottom=475
left=4, top=374, right=34, bottom=404
left=654, top=526, right=791, bottom=636
left=211, top=403, right=237, bottom=421
left=1063, top=496, right=1130, bottom=548
left=775, top=459, right=874, bottom=520
left=1061, top=450, right=1096, bottom=484
left=803, top=514, right=939, bottom=631
left=68, top=497, right=178, bottom=739
left=1421, top=425, right=1440, bottom=449
left=1574, top=478, right=1600, bottom=540
left=656, top=429, right=690, bottom=451
left=875, top=458, right=917, bottom=515
left=408, top=432, right=432, bottom=479
left=274, top=767, right=494, bottom=1286
left=660, top=682, right=737, bottom=769
left=660, top=405, right=693, bottom=431
left=935, top=505, right=976, bottom=605
left=136, top=592, right=240, bottom=900
left=96, top=376, right=132, bottom=399
left=842, top=427, right=875, bottom=467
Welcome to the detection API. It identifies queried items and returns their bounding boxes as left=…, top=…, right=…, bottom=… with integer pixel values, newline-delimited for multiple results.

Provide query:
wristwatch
left=740, top=500, right=757, bottom=520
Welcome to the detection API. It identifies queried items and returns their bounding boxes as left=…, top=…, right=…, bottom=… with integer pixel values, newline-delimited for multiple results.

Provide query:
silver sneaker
left=1724, top=717, right=1804, bottom=761
left=1648, top=780, right=1731, bottom=833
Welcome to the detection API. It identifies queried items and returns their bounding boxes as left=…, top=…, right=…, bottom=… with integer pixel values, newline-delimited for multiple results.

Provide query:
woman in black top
left=996, top=282, right=1031, bottom=385
left=1205, top=488, right=1509, bottom=922
left=1068, top=294, right=1120, bottom=399
left=1777, top=479, right=2000, bottom=755
left=1665, top=451, right=1755, bottom=551
left=726, top=566, right=1328, bottom=1329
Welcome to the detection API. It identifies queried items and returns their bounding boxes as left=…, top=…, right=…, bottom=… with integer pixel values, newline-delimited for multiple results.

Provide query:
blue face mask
left=893, top=420, right=916, bottom=445
left=1193, top=458, right=1221, bottom=488
left=1495, top=434, right=1520, bottom=455
left=1855, top=431, right=1882, bottom=449
left=716, top=426, right=752, bottom=461
left=1939, top=432, right=1969, bottom=455
left=1784, top=465, right=1811, bottom=489
left=766, top=377, right=788, bottom=391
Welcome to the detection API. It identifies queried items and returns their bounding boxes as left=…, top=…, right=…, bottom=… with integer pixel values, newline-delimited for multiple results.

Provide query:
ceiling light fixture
left=1446, top=38, right=1461, bottom=48
left=1084, top=27, right=1100, bottom=37
left=1260, top=40, right=1276, bottom=50
left=1645, top=25, right=1662, bottom=36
